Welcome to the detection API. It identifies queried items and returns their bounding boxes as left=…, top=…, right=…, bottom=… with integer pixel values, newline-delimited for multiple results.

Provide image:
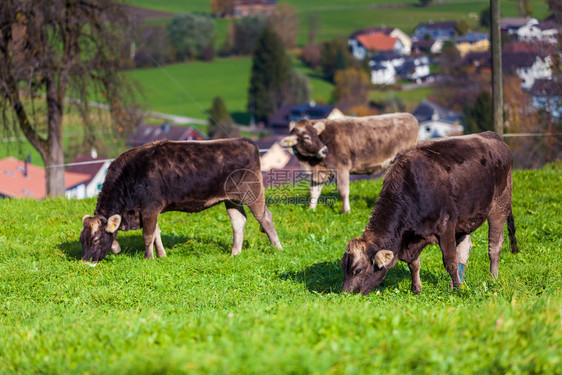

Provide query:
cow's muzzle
left=317, top=145, right=328, bottom=159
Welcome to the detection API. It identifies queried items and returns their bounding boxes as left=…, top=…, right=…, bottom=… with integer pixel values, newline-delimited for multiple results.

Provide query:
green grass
left=129, top=57, right=340, bottom=123
left=0, top=162, right=561, bottom=373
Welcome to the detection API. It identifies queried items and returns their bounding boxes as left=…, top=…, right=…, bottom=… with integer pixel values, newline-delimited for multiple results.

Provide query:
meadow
left=0, top=162, right=560, bottom=373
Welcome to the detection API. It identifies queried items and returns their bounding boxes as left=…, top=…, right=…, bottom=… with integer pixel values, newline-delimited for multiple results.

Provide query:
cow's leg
left=247, top=196, right=282, bottom=250
left=488, top=217, right=506, bottom=279
left=154, top=222, right=166, bottom=258
left=309, top=181, right=323, bottom=211
left=456, top=234, right=472, bottom=282
left=408, top=256, right=422, bottom=294
left=142, top=214, right=159, bottom=259
left=225, top=201, right=247, bottom=256
left=440, top=225, right=461, bottom=288
left=337, top=169, right=351, bottom=213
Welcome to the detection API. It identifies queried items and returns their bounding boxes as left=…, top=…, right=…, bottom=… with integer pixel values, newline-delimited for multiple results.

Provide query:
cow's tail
left=507, top=211, right=519, bottom=254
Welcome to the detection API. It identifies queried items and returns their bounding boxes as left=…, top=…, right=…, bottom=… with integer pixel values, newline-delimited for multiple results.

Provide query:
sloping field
left=0, top=162, right=560, bottom=373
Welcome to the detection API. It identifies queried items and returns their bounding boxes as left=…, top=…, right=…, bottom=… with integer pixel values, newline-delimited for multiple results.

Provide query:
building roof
left=350, top=26, right=395, bottom=39
left=268, top=103, right=336, bottom=132
left=502, top=52, right=540, bottom=71
left=127, top=123, right=206, bottom=147
left=66, top=154, right=110, bottom=187
left=500, top=17, right=535, bottom=29
left=536, top=20, right=562, bottom=32
left=417, top=21, right=457, bottom=31
left=356, top=32, right=398, bottom=51
left=529, top=78, right=560, bottom=97
left=0, top=157, right=90, bottom=199
left=455, top=32, right=489, bottom=43
left=503, top=41, right=539, bottom=54
left=413, top=99, right=462, bottom=123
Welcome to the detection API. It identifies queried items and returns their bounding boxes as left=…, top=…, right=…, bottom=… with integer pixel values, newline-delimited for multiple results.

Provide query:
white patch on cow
left=456, top=235, right=472, bottom=265
left=313, top=121, right=326, bottom=134
left=374, top=250, right=393, bottom=268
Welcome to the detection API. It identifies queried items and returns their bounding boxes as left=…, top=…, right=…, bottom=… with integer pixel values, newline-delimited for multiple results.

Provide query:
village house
left=231, top=0, right=277, bottom=17
left=127, top=122, right=206, bottom=147
left=413, top=99, right=464, bottom=140
left=349, top=27, right=411, bottom=59
left=267, top=103, right=344, bottom=135
left=412, top=21, right=457, bottom=41
left=65, top=151, right=112, bottom=199
left=368, top=52, right=406, bottom=85
left=454, top=32, right=490, bottom=57
left=411, top=39, right=443, bottom=55
left=0, top=157, right=90, bottom=200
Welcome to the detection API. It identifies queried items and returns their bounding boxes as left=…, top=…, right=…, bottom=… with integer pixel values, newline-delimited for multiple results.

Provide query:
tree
left=134, top=24, right=173, bottom=68
left=267, top=3, right=299, bottom=49
left=0, top=0, right=139, bottom=197
left=332, top=67, right=371, bottom=111
left=456, top=20, right=471, bottom=35
left=319, top=39, right=353, bottom=82
left=463, top=90, right=493, bottom=134
left=285, top=70, right=311, bottom=105
left=210, top=0, right=233, bottom=17
left=479, top=6, right=491, bottom=28
left=208, top=96, right=236, bottom=139
left=248, top=28, right=290, bottom=122
left=225, top=14, right=267, bottom=55
left=547, top=0, right=562, bottom=22
left=419, top=0, right=432, bottom=6
left=168, top=13, right=215, bottom=61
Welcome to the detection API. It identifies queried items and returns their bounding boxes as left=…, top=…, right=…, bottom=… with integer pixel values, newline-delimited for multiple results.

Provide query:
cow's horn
left=374, top=250, right=394, bottom=268
left=289, top=121, right=296, bottom=131
left=82, top=215, right=91, bottom=224
left=280, top=135, right=298, bottom=147
left=313, top=122, right=326, bottom=134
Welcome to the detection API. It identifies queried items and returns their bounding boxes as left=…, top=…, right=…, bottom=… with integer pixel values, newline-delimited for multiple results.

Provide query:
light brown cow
left=280, top=113, right=419, bottom=212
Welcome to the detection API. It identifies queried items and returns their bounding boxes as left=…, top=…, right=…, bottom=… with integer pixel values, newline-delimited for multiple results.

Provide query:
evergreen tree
left=248, top=28, right=290, bottom=122
left=464, top=90, right=493, bottom=134
left=208, top=96, right=234, bottom=138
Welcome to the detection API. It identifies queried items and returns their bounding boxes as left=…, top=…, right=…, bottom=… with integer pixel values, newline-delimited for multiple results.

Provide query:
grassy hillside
left=0, top=163, right=560, bottom=373
left=127, top=0, right=551, bottom=46
left=128, top=57, right=341, bottom=123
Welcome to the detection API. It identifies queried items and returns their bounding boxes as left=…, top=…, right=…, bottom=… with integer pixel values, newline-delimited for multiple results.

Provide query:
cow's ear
left=313, top=121, right=326, bottom=134
left=280, top=135, right=298, bottom=147
left=374, top=250, right=394, bottom=268
left=105, top=214, right=121, bottom=233
left=82, top=215, right=91, bottom=224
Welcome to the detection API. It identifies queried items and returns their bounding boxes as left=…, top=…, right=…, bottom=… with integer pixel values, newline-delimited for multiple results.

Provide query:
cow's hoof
left=231, top=249, right=242, bottom=256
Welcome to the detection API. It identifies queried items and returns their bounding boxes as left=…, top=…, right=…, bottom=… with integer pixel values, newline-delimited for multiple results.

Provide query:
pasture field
left=129, top=57, right=340, bottom=123
left=0, top=162, right=561, bottom=374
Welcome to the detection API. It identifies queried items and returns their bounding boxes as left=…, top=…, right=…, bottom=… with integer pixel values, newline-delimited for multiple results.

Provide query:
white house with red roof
left=0, top=157, right=90, bottom=199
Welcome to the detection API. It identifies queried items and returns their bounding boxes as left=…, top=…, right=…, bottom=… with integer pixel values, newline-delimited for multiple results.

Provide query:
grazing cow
left=341, top=132, right=519, bottom=295
left=280, top=113, right=418, bottom=213
left=80, top=138, right=282, bottom=262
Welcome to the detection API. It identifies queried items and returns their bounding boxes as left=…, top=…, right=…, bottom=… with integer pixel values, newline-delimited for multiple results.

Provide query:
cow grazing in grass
left=341, top=132, right=519, bottom=295
left=80, top=138, right=282, bottom=262
left=280, top=113, right=418, bottom=213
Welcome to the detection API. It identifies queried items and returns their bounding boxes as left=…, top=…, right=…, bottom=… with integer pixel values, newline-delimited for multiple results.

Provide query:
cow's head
left=280, top=120, right=328, bottom=159
left=341, top=237, right=396, bottom=295
left=80, top=214, right=122, bottom=262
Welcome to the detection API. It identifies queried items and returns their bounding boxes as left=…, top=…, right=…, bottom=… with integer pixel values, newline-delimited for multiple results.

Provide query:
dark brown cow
left=80, top=138, right=282, bottom=262
left=280, top=113, right=418, bottom=213
left=341, top=132, right=519, bottom=295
